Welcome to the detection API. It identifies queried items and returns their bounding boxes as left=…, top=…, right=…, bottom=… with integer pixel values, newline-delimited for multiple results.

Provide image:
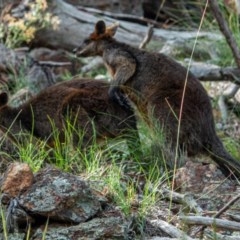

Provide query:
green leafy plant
left=223, top=137, right=240, bottom=159
left=17, top=135, right=49, bottom=172
left=0, top=0, right=59, bottom=48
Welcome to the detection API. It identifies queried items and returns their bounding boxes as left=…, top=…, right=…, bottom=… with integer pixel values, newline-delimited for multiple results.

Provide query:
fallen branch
left=77, top=5, right=164, bottom=28
left=195, top=193, right=240, bottom=235
left=190, top=64, right=240, bottom=84
left=204, top=229, right=240, bottom=240
left=227, top=213, right=240, bottom=222
left=150, top=219, right=195, bottom=240
left=161, top=188, right=203, bottom=214
left=218, top=84, right=240, bottom=123
left=179, top=215, right=240, bottom=231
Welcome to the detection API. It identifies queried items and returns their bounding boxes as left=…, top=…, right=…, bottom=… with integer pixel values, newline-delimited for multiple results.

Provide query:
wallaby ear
left=106, top=22, right=119, bottom=37
left=91, top=21, right=119, bottom=40
left=0, top=92, right=8, bottom=106
left=95, top=20, right=106, bottom=35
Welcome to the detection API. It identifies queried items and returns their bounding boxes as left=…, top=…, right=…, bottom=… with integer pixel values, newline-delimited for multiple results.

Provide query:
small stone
left=1, top=162, right=34, bottom=198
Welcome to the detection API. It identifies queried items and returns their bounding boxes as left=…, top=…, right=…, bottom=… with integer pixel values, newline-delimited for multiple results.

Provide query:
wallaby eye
left=83, top=39, right=91, bottom=44
left=0, top=92, right=8, bottom=106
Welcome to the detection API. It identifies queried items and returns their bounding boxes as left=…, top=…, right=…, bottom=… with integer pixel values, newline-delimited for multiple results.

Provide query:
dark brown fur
left=74, top=20, right=240, bottom=177
left=0, top=78, right=140, bottom=152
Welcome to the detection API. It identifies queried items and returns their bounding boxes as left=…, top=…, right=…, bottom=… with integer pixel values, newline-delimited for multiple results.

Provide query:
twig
left=214, top=193, right=240, bottom=218
left=195, top=192, right=240, bottom=236
left=179, top=215, right=240, bottom=231
left=218, top=84, right=240, bottom=123
left=38, top=61, right=72, bottom=67
left=209, top=0, right=240, bottom=67
left=139, top=24, right=154, bottom=49
left=209, top=0, right=240, bottom=120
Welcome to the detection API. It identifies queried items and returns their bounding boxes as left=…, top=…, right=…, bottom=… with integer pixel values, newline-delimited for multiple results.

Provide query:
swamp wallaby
left=0, top=78, right=140, bottom=152
left=74, top=20, right=240, bottom=177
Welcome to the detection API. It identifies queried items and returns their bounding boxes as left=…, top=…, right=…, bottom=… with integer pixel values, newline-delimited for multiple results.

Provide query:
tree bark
left=27, top=0, right=221, bottom=51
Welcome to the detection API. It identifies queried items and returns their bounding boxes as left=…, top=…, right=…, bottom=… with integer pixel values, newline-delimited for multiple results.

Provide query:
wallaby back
left=75, top=20, right=240, bottom=177
left=0, top=78, right=141, bottom=152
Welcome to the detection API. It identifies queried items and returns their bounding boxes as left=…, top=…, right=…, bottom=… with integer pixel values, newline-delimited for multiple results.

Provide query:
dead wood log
left=149, top=219, right=195, bottom=240
left=161, top=188, right=203, bottom=214
left=194, top=192, right=240, bottom=236
left=5, top=0, right=221, bottom=51
left=179, top=215, right=240, bottom=231
left=76, top=5, right=163, bottom=27
left=189, top=63, right=240, bottom=84
left=204, top=229, right=240, bottom=240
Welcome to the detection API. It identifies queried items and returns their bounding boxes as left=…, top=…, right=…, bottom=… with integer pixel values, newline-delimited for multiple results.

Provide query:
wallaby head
left=74, top=20, right=119, bottom=57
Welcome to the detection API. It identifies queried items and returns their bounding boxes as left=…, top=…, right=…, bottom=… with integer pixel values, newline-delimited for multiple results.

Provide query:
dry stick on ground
left=209, top=0, right=240, bottom=121
left=204, top=228, right=240, bottom=240
left=179, top=215, right=240, bottom=231
left=213, top=193, right=240, bottom=219
left=195, top=193, right=240, bottom=235
left=161, top=188, right=203, bottom=214
left=149, top=219, right=195, bottom=240
left=38, top=61, right=72, bottom=67
left=76, top=6, right=164, bottom=28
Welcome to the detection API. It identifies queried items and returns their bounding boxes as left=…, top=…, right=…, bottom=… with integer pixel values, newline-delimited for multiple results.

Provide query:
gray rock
left=0, top=233, right=25, bottom=240
left=31, top=217, right=129, bottom=240
left=18, top=167, right=101, bottom=223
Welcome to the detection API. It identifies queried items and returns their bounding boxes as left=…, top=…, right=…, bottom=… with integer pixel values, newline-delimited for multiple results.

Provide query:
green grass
left=1, top=1, right=240, bottom=238
left=1, top=117, right=171, bottom=226
left=17, top=136, right=49, bottom=172
left=0, top=204, right=8, bottom=240
left=223, top=137, right=240, bottom=159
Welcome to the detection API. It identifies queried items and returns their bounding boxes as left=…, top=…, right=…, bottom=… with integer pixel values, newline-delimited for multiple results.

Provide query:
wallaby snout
left=72, top=46, right=83, bottom=57
left=74, top=42, right=98, bottom=57
left=72, top=47, right=78, bottom=54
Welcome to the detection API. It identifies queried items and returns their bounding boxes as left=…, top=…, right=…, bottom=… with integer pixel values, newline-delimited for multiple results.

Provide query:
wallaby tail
left=210, top=137, right=240, bottom=178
